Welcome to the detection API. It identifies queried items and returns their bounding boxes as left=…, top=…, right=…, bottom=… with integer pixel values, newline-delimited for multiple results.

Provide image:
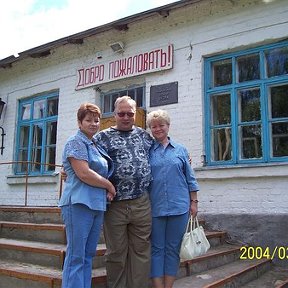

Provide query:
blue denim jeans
left=61, top=203, right=104, bottom=288
left=151, top=212, right=189, bottom=278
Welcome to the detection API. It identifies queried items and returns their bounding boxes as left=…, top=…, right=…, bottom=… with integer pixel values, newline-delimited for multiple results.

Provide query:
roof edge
left=0, top=0, right=201, bottom=68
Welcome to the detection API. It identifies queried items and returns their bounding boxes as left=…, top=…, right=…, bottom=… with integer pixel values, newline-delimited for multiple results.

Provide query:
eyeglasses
left=116, top=112, right=135, bottom=118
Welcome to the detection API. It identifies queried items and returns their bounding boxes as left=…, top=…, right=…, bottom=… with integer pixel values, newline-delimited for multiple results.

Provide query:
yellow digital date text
left=240, top=246, right=288, bottom=260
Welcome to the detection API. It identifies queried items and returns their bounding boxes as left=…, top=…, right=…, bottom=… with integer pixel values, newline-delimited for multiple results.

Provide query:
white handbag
left=180, top=215, right=210, bottom=261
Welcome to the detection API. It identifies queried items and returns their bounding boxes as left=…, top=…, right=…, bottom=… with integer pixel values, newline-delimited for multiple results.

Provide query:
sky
left=0, top=0, right=177, bottom=60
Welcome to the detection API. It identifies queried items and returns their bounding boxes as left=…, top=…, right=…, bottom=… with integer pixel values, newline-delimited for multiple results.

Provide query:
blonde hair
left=114, top=96, right=136, bottom=111
left=77, top=103, right=101, bottom=122
left=146, top=109, right=170, bottom=128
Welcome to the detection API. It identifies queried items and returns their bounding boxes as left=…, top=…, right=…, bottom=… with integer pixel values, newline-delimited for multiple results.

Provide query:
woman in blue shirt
left=147, top=109, right=199, bottom=288
left=59, top=103, right=116, bottom=288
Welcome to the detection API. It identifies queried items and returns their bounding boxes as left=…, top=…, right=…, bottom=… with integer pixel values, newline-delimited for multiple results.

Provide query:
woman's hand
left=106, top=184, right=116, bottom=201
left=60, top=167, right=67, bottom=181
left=70, top=158, right=116, bottom=197
left=189, top=191, right=198, bottom=217
left=190, top=201, right=198, bottom=217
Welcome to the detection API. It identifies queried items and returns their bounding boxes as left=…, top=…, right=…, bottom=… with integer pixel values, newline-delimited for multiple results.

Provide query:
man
left=95, top=96, right=153, bottom=288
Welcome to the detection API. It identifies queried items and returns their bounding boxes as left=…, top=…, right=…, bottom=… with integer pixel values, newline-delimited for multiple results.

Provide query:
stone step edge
left=0, top=235, right=226, bottom=259
left=0, top=259, right=106, bottom=285
left=275, top=278, right=288, bottom=288
left=0, top=206, right=61, bottom=213
left=202, top=258, right=272, bottom=288
left=0, top=238, right=106, bottom=257
left=206, top=230, right=227, bottom=240
left=0, top=221, right=226, bottom=242
left=0, top=221, right=65, bottom=231
left=0, top=235, right=230, bottom=266
left=180, top=244, right=241, bottom=267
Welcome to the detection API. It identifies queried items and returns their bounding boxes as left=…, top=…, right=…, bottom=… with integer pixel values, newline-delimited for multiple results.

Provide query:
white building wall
left=0, top=0, right=287, bottom=216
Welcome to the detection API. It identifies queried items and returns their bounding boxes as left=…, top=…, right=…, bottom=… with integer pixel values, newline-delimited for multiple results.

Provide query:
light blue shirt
left=59, top=130, right=114, bottom=211
left=149, top=138, right=199, bottom=217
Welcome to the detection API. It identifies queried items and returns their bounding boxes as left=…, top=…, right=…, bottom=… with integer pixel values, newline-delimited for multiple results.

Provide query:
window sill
left=195, top=162, right=288, bottom=180
left=6, top=172, right=60, bottom=185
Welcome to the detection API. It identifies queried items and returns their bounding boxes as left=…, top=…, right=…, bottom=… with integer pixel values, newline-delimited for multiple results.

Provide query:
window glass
left=19, top=126, right=29, bottom=148
left=16, top=92, right=58, bottom=175
left=272, top=122, right=288, bottom=157
left=33, top=99, right=45, bottom=119
left=21, top=104, right=31, bottom=120
left=47, top=97, right=58, bottom=117
left=45, top=121, right=57, bottom=171
left=270, top=84, right=288, bottom=118
left=265, top=47, right=288, bottom=77
left=238, top=88, right=261, bottom=122
left=119, top=91, right=127, bottom=97
left=32, top=124, right=43, bottom=148
left=136, top=87, right=144, bottom=107
left=240, top=125, right=262, bottom=159
left=211, top=128, right=232, bottom=161
left=31, top=123, right=43, bottom=172
left=31, top=147, right=42, bottom=172
left=15, top=150, right=28, bottom=173
left=211, top=93, right=231, bottom=125
left=103, top=96, right=110, bottom=113
left=102, top=86, right=145, bottom=115
left=212, top=59, right=232, bottom=87
left=268, top=84, right=288, bottom=158
left=111, top=94, right=119, bottom=111
left=45, top=147, right=56, bottom=171
left=127, top=89, right=135, bottom=100
left=237, top=54, right=260, bottom=82
left=205, top=41, right=288, bottom=165
left=46, top=121, right=57, bottom=145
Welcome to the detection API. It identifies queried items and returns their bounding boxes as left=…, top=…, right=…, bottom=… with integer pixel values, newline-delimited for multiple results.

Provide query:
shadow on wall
left=203, top=213, right=288, bottom=267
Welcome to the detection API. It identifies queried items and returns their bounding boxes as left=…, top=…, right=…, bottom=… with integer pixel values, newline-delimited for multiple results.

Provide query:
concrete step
left=0, top=206, right=106, bottom=244
left=276, top=280, right=288, bottom=288
left=206, top=230, right=227, bottom=247
left=0, top=237, right=66, bottom=269
left=240, top=266, right=288, bottom=288
left=0, top=221, right=66, bottom=244
left=277, top=280, right=288, bottom=288
left=1, top=206, right=281, bottom=288
left=174, top=258, right=272, bottom=288
left=179, top=244, right=241, bottom=278
left=0, top=206, right=210, bottom=236
left=0, top=259, right=107, bottom=288
left=0, top=206, right=62, bottom=224
left=0, top=238, right=106, bottom=269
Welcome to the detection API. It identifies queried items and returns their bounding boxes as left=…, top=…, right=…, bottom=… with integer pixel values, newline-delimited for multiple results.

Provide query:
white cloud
left=0, top=0, right=176, bottom=60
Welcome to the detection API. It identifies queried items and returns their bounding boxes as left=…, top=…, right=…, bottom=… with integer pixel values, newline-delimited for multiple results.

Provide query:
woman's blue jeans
left=61, top=203, right=104, bottom=288
left=151, top=212, right=189, bottom=278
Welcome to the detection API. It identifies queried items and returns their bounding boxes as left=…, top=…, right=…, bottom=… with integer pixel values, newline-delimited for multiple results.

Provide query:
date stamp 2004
left=240, top=246, right=288, bottom=260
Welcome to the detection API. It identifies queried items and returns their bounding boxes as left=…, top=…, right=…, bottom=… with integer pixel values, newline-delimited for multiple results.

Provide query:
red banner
left=76, top=44, right=173, bottom=90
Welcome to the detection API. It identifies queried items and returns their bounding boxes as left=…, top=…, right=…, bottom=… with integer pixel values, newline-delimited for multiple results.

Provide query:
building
left=0, top=0, right=287, bottom=264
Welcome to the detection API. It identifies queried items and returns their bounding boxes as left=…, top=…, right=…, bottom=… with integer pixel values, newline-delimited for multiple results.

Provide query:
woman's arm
left=69, top=157, right=116, bottom=200
left=190, top=191, right=198, bottom=217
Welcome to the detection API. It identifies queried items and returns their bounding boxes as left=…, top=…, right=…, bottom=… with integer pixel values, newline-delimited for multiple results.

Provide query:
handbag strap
left=185, top=215, right=200, bottom=233
left=192, top=216, right=200, bottom=230
left=185, top=215, right=192, bottom=233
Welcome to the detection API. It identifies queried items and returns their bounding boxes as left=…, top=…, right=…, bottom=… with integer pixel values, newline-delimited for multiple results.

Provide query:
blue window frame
left=204, top=41, right=288, bottom=166
left=101, top=85, right=145, bottom=117
left=15, top=91, right=59, bottom=175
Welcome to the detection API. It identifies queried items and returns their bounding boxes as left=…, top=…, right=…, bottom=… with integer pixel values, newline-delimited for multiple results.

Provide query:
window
left=15, top=91, right=59, bottom=175
left=205, top=41, right=288, bottom=165
left=101, top=85, right=145, bottom=116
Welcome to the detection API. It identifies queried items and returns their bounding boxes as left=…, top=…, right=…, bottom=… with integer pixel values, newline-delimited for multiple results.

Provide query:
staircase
left=0, top=206, right=287, bottom=288
left=0, top=206, right=106, bottom=288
